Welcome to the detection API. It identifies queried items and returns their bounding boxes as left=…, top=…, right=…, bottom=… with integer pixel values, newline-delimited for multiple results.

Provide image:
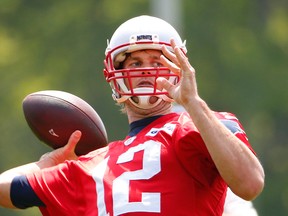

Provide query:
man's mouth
left=137, top=81, right=154, bottom=88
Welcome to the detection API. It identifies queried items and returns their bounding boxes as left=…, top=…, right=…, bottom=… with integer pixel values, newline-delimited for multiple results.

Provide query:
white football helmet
left=104, top=15, right=187, bottom=109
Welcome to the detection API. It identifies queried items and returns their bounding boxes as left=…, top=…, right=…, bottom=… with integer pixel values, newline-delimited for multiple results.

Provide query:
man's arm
left=158, top=39, right=265, bottom=200
left=0, top=130, right=81, bottom=208
left=184, top=98, right=264, bottom=200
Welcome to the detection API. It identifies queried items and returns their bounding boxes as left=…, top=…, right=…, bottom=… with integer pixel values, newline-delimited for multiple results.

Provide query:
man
left=0, top=15, right=264, bottom=215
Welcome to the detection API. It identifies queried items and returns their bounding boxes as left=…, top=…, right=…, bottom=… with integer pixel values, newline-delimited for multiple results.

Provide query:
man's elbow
left=0, top=175, right=17, bottom=209
left=250, top=174, right=265, bottom=200
left=234, top=173, right=265, bottom=201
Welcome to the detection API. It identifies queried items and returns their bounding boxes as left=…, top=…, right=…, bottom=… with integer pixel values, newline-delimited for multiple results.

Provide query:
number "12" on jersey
left=92, top=140, right=162, bottom=216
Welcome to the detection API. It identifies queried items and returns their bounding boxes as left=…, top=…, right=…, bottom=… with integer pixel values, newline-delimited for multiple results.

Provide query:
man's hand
left=0, top=131, right=81, bottom=208
left=0, top=130, right=81, bottom=209
left=38, top=130, right=81, bottom=167
left=157, top=38, right=199, bottom=108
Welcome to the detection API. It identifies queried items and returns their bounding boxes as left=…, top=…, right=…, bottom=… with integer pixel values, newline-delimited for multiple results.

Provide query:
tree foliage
left=0, top=0, right=287, bottom=215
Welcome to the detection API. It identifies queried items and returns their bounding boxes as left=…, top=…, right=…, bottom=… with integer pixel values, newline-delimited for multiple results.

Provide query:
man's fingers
left=161, top=44, right=180, bottom=67
left=156, top=77, right=175, bottom=96
left=160, top=55, right=181, bottom=75
left=66, top=130, right=82, bottom=153
left=172, top=42, right=196, bottom=77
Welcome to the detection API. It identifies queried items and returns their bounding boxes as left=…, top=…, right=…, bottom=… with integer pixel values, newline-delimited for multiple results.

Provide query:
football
left=22, top=90, right=108, bottom=156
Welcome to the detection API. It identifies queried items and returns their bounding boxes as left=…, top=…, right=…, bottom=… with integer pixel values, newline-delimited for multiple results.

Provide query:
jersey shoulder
left=214, top=111, right=246, bottom=135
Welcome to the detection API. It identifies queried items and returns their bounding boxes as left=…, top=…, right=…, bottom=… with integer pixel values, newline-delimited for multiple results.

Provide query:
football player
left=0, top=15, right=264, bottom=215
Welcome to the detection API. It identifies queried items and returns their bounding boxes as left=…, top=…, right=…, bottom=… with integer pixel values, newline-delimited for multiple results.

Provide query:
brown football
left=22, top=90, right=108, bottom=156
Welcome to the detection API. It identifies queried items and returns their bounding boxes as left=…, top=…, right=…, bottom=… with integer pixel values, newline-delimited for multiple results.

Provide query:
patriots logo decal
left=136, top=35, right=153, bottom=41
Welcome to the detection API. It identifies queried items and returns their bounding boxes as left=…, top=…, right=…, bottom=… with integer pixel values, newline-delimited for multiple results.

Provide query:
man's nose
left=141, top=70, right=151, bottom=75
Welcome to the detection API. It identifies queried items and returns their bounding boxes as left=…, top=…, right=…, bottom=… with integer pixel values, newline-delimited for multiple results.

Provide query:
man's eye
left=130, top=62, right=141, bottom=67
left=153, top=62, right=163, bottom=67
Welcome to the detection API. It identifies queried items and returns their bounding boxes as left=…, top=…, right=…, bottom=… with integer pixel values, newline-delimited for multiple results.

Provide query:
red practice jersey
left=26, top=112, right=253, bottom=216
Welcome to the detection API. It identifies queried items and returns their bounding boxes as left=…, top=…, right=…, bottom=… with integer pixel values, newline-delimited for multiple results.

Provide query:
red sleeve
left=216, top=112, right=255, bottom=154
left=26, top=146, right=108, bottom=215
left=26, top=161, right=80, bottom=214
left=172, top=113, right=219, bottom=187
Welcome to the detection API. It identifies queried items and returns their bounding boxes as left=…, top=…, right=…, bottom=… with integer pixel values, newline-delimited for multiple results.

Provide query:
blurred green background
left=0, top=0, right=287, bottom=215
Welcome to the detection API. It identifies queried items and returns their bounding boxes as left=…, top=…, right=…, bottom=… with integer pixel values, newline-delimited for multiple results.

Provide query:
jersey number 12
left=92, top=140, right=161, bottom=215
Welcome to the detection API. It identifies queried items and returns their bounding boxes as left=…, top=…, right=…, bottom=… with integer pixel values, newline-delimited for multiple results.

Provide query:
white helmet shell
left=104, top=15, right=187, bottom=109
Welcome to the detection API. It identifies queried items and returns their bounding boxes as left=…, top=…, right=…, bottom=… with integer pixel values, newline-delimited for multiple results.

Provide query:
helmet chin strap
left=128, top=95, right=162, bottom=110
left=116, top=87, right=174, bottom=110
